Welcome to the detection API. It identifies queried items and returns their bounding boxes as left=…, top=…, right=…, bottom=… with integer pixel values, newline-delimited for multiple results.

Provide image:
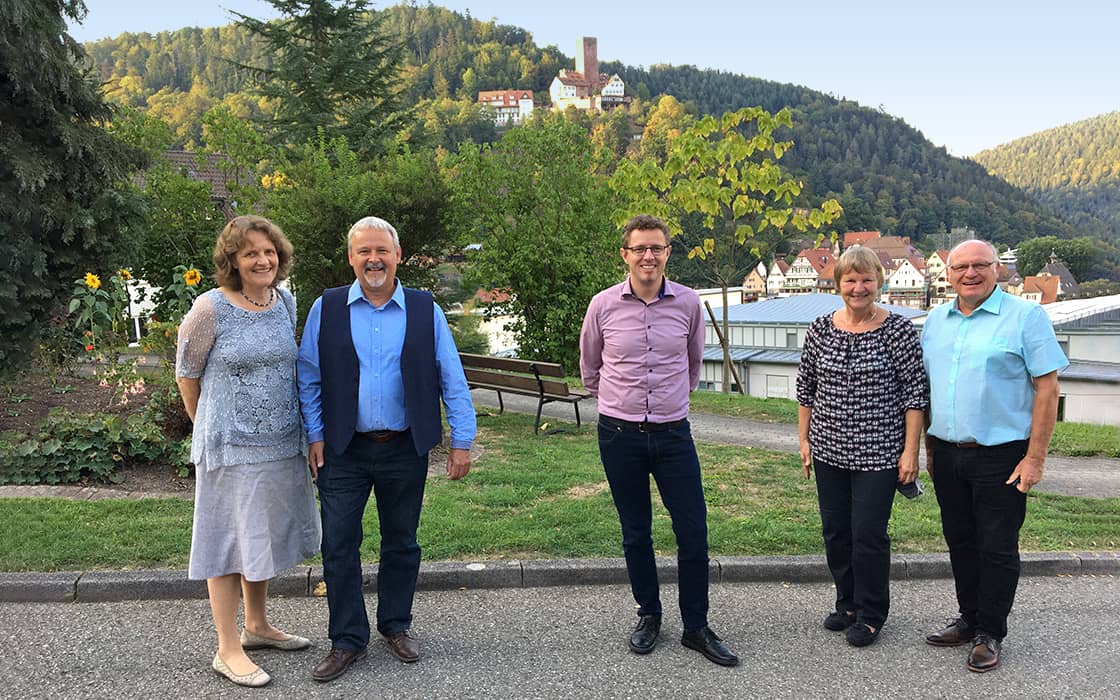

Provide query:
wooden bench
left=459, top=353, right=592, bottom=433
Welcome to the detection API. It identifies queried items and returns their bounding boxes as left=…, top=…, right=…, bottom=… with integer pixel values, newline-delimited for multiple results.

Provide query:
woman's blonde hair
left=833, top=246, right=885, bottom=288
left=212, top=215, right=293, bottom=290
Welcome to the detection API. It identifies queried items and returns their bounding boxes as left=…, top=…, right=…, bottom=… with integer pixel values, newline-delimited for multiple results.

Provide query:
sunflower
left=118, top=268, right=132, bottom=280
left=84, top=272, right=101, bottom=290
left=184, top=268, right=202, bottom=286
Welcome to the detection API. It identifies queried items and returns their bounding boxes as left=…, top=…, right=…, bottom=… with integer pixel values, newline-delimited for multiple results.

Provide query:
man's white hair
left=347, top=216, right=400, bottom=252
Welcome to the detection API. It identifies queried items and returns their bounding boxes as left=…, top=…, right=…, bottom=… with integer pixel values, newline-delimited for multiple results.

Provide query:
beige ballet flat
left=212, top=652, right=271, bottom=687
left=240, top=628, right=312, bottom=651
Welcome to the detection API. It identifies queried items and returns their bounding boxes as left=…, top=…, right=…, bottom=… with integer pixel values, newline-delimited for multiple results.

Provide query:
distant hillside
left=974, top=112, right=1120, bottom=238
left=82, top=2, right=1106, bottom=256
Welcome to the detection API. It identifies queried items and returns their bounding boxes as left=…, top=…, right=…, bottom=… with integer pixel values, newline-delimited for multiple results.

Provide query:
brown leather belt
left=356, top=429, right=406, bottom=443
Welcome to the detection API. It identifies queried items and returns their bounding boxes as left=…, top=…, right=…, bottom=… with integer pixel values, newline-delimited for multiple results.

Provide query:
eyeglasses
left=623, top=245, right=670, bottom=256
left=948, top=261, right=995, bottom=273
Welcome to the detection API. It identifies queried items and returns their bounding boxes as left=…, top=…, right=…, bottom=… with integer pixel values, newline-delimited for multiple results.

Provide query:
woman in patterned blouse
left=796, top=246, right=929, bottom=648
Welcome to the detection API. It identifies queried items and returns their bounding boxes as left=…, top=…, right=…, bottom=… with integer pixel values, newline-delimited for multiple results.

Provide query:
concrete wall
left=1059, top=378, right=1120, bottom=427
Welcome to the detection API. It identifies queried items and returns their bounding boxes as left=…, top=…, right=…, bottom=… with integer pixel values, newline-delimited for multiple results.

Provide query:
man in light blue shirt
left=921, top=239, right=1067, bottom=674
left=297, top=216, right=476, bottom=683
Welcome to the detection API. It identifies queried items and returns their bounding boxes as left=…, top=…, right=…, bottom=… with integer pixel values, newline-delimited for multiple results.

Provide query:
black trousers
left=930, top=437, right=1029, bottom=640
left=814, top=459, right=898, bottom=629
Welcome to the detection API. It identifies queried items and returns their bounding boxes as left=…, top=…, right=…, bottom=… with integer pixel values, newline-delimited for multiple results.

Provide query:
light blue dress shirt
left=297, top=279, right=476, bottom=450
left=922, top=286, right=1068, bottom=446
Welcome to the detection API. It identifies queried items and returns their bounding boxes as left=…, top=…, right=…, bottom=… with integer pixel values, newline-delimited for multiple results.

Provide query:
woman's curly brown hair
left=212, top=215, right=294, bottom=290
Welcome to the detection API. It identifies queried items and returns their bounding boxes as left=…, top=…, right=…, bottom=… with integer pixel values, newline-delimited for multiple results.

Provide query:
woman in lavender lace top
left=176, top=216, right=321, bottom=687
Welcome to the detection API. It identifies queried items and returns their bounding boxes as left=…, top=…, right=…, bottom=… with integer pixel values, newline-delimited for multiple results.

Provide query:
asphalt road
left=2, top=575, right=1117, bottom=699
left=472, top=391, right=1120, bottom=498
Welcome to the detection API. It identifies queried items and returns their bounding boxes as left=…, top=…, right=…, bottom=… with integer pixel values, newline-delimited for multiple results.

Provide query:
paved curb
left=1, top=552, right=1116, bottom=603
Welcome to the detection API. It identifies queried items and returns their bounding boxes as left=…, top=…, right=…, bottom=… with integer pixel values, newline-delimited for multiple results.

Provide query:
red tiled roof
left=475, top=289, right=511, bottom=304
left=797, top=248, right=834, bottom=272
left=843, top=231, right=881, bottom=248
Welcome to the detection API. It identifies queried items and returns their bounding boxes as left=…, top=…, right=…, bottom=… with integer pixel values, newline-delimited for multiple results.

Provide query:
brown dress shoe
left=925, top=617, right=976, bottom=647
left=966, top=633, right=1001, bottom=673
left=386, top=630, right=421, bottom=663
left=311, top=647, right=368, bottom=682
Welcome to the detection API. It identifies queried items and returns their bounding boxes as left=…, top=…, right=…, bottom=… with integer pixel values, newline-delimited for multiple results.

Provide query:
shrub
left=0, top=409, right=189, bottom=485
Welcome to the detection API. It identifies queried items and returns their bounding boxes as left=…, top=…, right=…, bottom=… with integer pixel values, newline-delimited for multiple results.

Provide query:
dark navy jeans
left=316, top=431, right=428, bottom=652
left=813, top=459, right=898, bottom=630
left=930, top=437, right=1029, bottom=640
left=597, top=416, right=710, bottom=632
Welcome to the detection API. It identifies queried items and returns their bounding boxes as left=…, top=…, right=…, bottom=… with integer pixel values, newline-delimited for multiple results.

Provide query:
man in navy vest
left=297, top=216, right=476, bottom=683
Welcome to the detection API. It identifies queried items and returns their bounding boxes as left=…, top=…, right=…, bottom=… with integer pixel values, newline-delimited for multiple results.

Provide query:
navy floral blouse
left=796, top=311, right=929, bottom=471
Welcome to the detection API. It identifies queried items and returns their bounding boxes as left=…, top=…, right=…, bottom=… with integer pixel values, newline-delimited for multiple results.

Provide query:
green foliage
left=974, top=111, right=1120, bottom=193
left=1013, top=236, right=1103, bottom=279
left=159, top=265, right=206, bottom=323
left=448, top=310, right=490, bottom=356
left=265, top=136, right=455, bottom=324
left=0, top=0, right=147, bottom=373
left=0, top=410, right=185, bottom=486
left=235, top=0, right=407, bottom=159
left=447, top=117, right=621, bottom=368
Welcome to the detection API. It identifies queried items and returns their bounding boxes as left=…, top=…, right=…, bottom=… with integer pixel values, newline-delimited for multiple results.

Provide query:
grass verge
left=1, top=412, right=1118, bottom=572
left=688, top=391, right=1120, bottom=457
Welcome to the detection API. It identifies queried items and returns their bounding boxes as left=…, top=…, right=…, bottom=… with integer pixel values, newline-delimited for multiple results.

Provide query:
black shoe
left=966, top=633, right=1001, bottom=673
left=823, top=610, right=856, bottom=631
left=629, top=614, right=661, bottom=654
left=681, top=626, right=740, bottom=667
left=926, top=617, right=976, bottom=647
left=311, top=647, right=368, bottom=683
left=845, top=623, right=881, bottom=647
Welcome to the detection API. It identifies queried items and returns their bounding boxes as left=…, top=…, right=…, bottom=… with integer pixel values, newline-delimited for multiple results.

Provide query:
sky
left=68, top=0, right=1120, bottom=157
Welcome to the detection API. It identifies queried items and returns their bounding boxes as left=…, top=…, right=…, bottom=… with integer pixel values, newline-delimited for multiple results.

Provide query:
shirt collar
left=622, top=276, right=671, bottom=300
left=347, top=278, right=405, bottom=309
left=949, top=285, right=1004, bottom=317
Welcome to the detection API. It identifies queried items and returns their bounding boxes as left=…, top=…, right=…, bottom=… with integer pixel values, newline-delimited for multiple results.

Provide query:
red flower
left=85, top=344, right=94, bottom=352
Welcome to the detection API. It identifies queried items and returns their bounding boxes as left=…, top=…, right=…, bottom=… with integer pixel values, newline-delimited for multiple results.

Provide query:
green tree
left=1014, top=236, right=1101, bottom=280
left=0, top=0, right=146, bottom=372
left=447, top=118, right=621, bottom=368
left=108, top=108, right=221, bottom=294
left=235, top=0, right=407, bottom=159
left=265, top=136, right=453, bottom=325
left=611, top=106, right=842, bottom=392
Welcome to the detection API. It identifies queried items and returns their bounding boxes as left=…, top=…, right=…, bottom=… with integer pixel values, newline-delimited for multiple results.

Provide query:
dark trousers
left=930, top=437, right=1029, bottom=640
left=814, top=459, right=898, bottom=629
left=597, top=417, right=710, bottom=631
left=316, top=431, right=428, bottom=652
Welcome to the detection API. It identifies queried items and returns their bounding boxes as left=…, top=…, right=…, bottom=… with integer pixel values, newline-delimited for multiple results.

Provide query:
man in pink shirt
left=579, top=214, right=739, bottom=667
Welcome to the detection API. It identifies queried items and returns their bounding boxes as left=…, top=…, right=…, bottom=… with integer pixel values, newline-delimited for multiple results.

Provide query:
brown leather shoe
left=311, top=647, right=368, bottom=682
left=966, top=633, right=1001, bottom=673
left=385, top=630, right=420, bottom=663
left=925, top=617, right=976, bottom=647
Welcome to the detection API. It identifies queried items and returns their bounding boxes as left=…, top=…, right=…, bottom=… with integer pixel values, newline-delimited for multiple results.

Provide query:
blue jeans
left=813, top=459, right=898, bottom=629
left=930, top=437, right=1028, bottom=640
left=597, top=416, right=710, bottom=631
left=316, top=432, right=428, bottom=652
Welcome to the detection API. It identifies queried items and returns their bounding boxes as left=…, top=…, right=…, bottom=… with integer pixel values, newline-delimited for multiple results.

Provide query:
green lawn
left=689, top=391, right=1120, bottom=458
left=1, top=412, right=1118, bottom=572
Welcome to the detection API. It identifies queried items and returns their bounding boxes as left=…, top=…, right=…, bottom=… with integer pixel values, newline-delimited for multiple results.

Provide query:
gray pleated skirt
left=188, top=454, right=322, bottom=581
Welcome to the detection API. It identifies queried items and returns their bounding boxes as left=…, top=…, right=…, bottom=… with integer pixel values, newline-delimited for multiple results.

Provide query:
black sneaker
left=845, top=623, right=881, bottom=647
left=823, top=610, right=856, bottom=631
